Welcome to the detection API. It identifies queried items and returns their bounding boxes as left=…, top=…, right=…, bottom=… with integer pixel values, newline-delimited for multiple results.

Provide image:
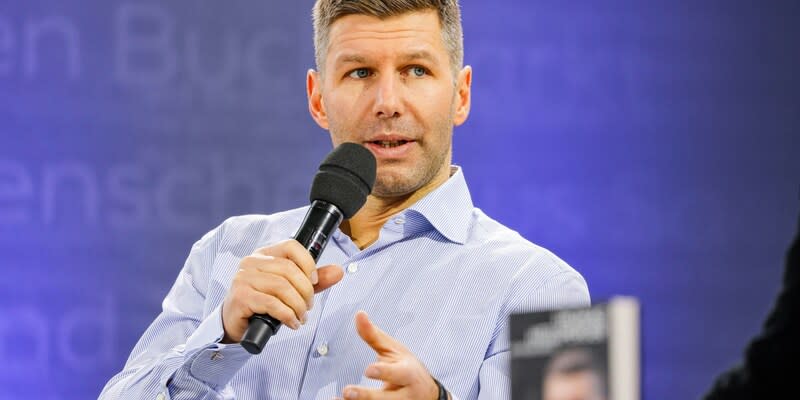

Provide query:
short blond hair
left=312, top=0, right=463, bottom=76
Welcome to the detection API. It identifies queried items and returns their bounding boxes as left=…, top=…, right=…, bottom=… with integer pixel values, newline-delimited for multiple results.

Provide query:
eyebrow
left=336, top=54, right=368, bottom=66
left=333, top=50, right=441, bottom=68
left=399, top=50, right=440, bottom=65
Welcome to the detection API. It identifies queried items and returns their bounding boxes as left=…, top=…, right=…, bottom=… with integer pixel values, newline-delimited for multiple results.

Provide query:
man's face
left=542, top=371, right=605, bottom=400
left=307, top=10, right=471, bottom=198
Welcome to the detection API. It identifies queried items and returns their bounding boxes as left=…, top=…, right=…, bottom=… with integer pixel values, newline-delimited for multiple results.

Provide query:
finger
left=354, top=310, right=404, bottom=355
left=342, top=385, right=397, bottom=400
left=245, top=291, right=302, bottom=330
left=245, top=254, right=315, bottom=308
left=364, top=361, right=413, bottom=386
left=242, top=269, right=309, bottom=323
left=256, top=239, right=317, bottom=283
left=314, top=264, right=344, bottom=293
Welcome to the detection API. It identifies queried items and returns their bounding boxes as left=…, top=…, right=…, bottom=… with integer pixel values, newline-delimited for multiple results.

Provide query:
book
left=510, top=296, right=640, bottom=400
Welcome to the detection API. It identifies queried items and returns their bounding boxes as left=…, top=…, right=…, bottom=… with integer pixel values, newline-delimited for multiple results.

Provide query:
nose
left=372, top=73, right=403, bottom=119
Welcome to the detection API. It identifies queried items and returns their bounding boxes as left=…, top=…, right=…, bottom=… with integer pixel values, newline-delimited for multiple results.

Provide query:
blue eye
left=349, top=68, right=371, bottom=79
left=410, top=66, right=426, bottom=77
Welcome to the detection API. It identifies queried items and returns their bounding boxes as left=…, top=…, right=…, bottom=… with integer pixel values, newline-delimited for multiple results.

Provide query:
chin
left=372, top=174, right=418, bottom=198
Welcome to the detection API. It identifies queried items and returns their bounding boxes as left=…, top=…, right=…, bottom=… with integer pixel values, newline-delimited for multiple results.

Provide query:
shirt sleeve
left=99, top=220, right=252, bottom=399
left=474, top=264, right=591, bottom=400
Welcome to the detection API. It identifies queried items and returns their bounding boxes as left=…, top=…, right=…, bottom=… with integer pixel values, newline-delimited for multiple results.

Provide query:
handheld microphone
left=239, top=142, right=376, bottom=355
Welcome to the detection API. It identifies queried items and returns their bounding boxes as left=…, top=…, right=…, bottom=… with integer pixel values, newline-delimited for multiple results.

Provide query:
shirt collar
left=405, top=165, right=474, bottom=244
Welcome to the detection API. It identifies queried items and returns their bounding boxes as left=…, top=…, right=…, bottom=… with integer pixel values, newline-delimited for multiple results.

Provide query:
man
left=702, top=210, right=799, bottom=399
left=540, top=347, right=606, bottom=400
left=100, top=1, right=590, bottom=399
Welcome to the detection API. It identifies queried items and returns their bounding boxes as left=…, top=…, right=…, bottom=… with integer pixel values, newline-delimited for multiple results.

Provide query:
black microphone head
left=310, top=142, right=376, bottom=219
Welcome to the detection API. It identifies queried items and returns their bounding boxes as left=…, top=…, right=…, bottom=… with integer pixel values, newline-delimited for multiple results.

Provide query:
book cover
left=510, top=297, right=640, bottom=400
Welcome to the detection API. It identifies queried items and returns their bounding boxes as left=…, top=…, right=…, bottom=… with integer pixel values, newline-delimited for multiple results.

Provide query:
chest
left=205, top=233, right=509, bottom=398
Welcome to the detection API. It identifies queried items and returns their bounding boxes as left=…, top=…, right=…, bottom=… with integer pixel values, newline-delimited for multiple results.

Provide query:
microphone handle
left=240, top=200, right=343, bottom=355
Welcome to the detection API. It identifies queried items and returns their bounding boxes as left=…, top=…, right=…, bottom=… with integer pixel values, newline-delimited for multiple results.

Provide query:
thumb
left=313, top=264, right=344, bottom=293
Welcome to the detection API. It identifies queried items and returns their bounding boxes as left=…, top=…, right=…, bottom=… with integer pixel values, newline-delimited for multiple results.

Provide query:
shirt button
left=347, top=262, right=359, bottom=274
left=316, top=342, right=329, bottom=356
left=394, top=217, right=405, bottom=225
left=156, top=393, right=166, bottom=400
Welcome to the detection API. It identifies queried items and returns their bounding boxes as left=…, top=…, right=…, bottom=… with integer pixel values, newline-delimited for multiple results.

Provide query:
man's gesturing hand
left=341, top=311, right=443, bottom=400
left=221, top=239, right=344, bottom=343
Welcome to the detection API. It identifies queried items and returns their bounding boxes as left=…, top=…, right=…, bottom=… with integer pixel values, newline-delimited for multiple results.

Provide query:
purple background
left=1, top=1, right=798, bottom=398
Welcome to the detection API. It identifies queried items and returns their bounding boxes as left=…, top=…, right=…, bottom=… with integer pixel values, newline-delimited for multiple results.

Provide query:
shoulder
left=178, top=207, right=308, bottom=294
left=469, top=208, right=591, bottom=310
left=468, top=207, right=572, bottom=277
left=217, top=207, right=307, bottom=239
left=194, top=207, right=308, bottom=256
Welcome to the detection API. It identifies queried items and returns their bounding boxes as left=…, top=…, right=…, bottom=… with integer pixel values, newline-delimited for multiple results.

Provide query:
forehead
left=325, top=10, right=446, bottom=66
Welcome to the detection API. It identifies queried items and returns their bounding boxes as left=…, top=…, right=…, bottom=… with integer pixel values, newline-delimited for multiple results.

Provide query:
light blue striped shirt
left=100, top=167, right=590, bottom=400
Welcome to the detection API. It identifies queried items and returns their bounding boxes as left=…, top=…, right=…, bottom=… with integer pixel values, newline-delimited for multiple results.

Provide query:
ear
left=452, top=65, right=472, bottom=127
left=307, top=69, right=329, bottom=129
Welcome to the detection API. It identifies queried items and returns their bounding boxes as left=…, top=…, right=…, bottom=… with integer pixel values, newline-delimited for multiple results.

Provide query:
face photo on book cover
left=540, top=345, right=607, bottom=400
left=512, top=343, right=608, bottom=400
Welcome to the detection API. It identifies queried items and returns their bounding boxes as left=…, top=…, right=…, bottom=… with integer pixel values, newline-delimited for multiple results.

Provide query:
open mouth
left=370, top=140, right=409, bottom=148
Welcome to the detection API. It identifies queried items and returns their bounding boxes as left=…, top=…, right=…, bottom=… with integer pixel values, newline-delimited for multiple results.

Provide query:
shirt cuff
left=183, top=304, right=252, bottom=389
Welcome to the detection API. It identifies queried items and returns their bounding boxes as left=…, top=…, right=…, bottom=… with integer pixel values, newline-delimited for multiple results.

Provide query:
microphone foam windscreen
left=310, top=142, right=376, bottom=219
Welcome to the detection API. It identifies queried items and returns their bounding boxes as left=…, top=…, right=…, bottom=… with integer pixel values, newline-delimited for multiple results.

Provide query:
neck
left=342, top=165, right=453, bottom=249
